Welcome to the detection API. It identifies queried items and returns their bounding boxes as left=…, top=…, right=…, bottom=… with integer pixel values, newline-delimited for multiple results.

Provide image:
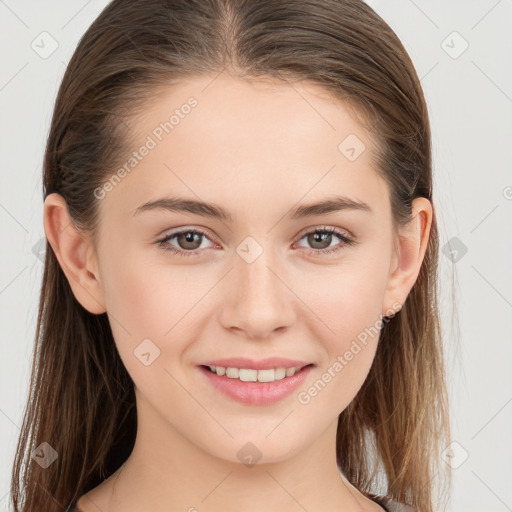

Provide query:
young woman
left=11, top=1, right=451, bottom=511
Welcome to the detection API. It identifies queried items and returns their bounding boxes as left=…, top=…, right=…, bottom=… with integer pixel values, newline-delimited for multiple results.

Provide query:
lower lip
left=198, top=364, right=314, bottom=405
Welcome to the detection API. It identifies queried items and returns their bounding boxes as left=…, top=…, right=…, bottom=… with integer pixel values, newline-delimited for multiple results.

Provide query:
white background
left=1, top=1, right=511, bottom=511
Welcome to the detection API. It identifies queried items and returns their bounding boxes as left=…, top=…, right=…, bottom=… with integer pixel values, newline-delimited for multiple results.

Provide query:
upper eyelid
left=296, top=224, right=353, bottom=239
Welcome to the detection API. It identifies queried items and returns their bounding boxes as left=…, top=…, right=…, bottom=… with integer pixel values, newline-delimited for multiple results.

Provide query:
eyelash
left=156, top=226, right=356, bottom=258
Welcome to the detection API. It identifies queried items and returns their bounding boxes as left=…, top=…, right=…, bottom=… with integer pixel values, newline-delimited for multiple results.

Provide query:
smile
left=198, top=364, right=315, bottom=405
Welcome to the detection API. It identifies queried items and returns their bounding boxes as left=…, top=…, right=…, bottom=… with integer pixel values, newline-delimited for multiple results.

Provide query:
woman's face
left=69, top=75, right=415, bottom=464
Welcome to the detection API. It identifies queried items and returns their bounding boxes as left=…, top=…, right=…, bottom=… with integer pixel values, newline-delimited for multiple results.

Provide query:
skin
left=44, top=73, right=432, bottom=512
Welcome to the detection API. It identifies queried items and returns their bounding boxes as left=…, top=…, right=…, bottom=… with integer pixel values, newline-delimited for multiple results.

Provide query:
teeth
left=285, top=367, right=296, bottom=377
left=225, top=367, right=240, bottom=378
left=207, top=365, right=303, bottom=382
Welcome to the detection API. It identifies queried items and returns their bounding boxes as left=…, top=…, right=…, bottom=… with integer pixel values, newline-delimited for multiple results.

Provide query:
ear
left=381, top=197, right=433, bottom=317
left=43, top=193, right=106, bottom=315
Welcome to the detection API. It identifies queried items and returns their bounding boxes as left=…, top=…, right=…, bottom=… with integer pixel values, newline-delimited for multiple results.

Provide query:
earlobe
left=381, top=197, right=432, bottom=317
left=43, top=193, right=106, bottom=315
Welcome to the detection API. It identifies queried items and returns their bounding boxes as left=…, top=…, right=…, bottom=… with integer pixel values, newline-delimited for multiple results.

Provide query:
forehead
left=102, top=74, right=389, bottom=223
left=132, top=75, right=372, bottom=159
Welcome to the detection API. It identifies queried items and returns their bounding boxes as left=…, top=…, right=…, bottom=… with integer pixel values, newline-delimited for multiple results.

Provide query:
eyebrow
left=132, top=195, right=373, bottom=221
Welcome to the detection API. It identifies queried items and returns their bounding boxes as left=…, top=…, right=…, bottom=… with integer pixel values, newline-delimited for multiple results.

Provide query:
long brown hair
left=11, top=1, right=450, bottom=511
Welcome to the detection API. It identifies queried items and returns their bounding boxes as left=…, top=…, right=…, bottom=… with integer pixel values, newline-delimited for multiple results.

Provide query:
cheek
left=304, top=257, right=387, bottom=344
left=98, top=246, right=186, bottom=367
left=294, top=259, right=387, bottom=412
left=103, top=258, right=172, bottom=336
left=100, top=240, right=203, bottom=336
left=99, top=246, right=219, bottom=383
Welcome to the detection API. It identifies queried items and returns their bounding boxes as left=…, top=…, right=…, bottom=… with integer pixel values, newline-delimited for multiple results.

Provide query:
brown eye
left=175, top=231, right=203, bottom=250
left=306, top=231, right=335, bottom=250
left=157, top=228, right=215, bottom=257
left=296, top=227, right=356, bottom=256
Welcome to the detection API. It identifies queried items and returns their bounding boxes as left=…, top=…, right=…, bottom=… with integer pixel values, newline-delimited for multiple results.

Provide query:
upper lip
left=199, top=357, right=313, bottom=370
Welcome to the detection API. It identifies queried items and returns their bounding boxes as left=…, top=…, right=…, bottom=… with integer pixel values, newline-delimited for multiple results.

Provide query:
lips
left=198, top=357, right=315, bottom=406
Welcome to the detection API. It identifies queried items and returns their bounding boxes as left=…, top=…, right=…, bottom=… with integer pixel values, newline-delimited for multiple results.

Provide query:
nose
left=218, top=250, right=296, bottom=339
